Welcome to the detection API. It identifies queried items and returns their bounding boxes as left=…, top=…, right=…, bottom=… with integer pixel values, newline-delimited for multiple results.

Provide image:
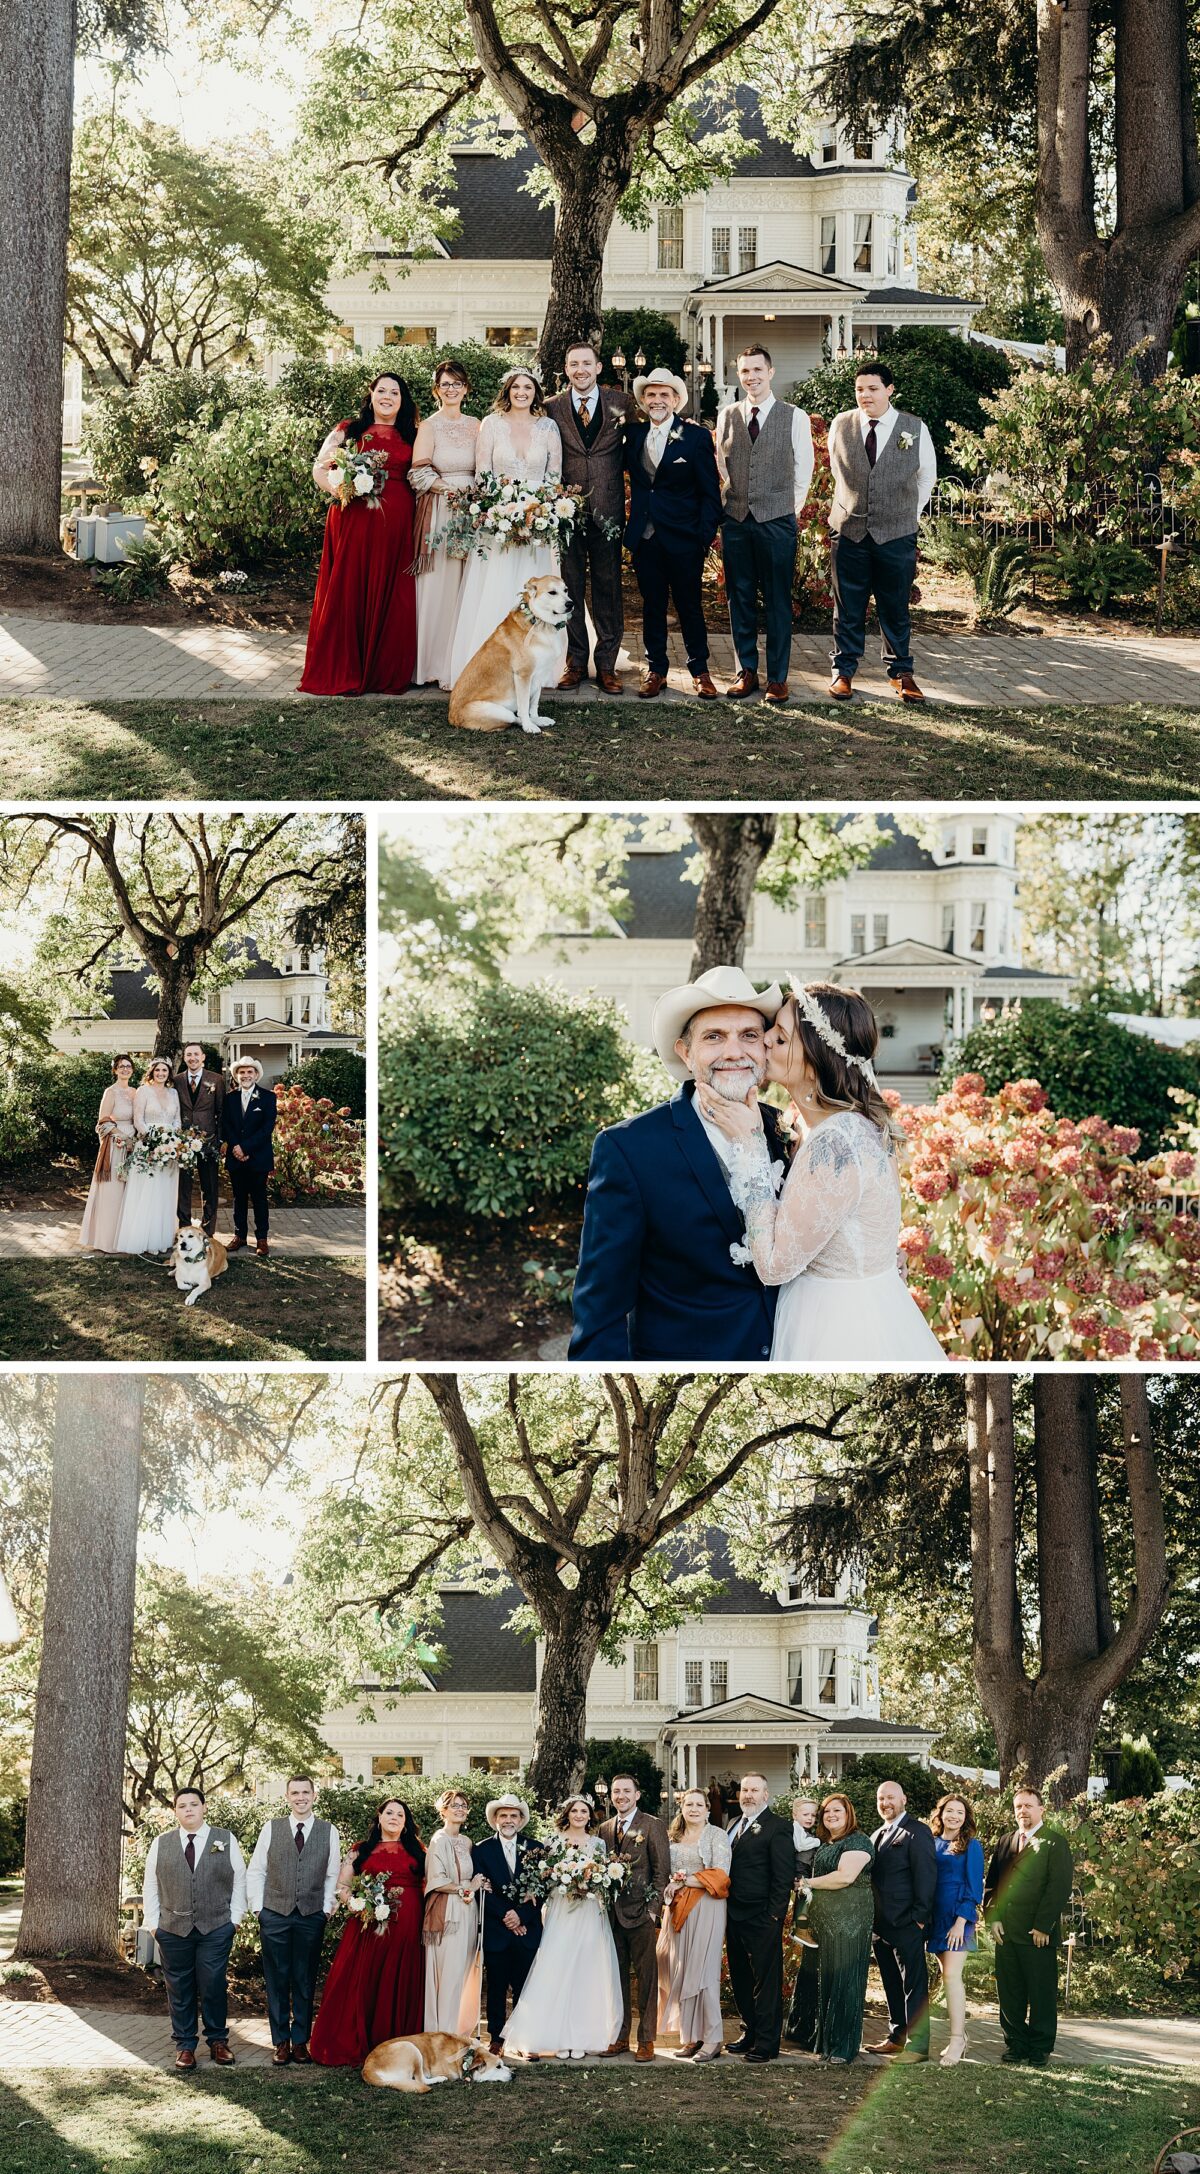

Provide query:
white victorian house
left=51, top=939, right=362, bottom=1081
left=321, top=1534, right=937, bottom=1805
left=505, top=812, right=1073, bottom=1102
left=308, top=92, right=978, bottom=402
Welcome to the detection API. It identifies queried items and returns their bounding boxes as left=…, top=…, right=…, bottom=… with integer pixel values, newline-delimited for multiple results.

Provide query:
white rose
left=353, top=470, right=374, bottom=496
left=554, top=498, right=574, bottom=519
left=374, top=1902, right=391, bottom=1921
left=347, top=1896, right=366, bottom=1912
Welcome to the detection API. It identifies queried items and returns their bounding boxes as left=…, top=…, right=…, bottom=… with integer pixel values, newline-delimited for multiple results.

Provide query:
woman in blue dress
left=927, top=1793, right=985, bottom=2065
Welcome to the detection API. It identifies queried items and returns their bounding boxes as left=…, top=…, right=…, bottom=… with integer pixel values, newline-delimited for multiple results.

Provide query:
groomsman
left=785, top=1794, right=821, bottom=2049
left=826, top=359, right=937, bottom=703
left=546, top=341, right=634, bottom=693
left=472, top=1794, right=544, bottom=2053
left=984, top=1784, right=1074, bottom=2066
left=724, top=1772, right=796, bottom=2063
left=246, top=1776, right=341, bottom=2065
left=598, top=1774, right=670, bottom=2060
left=173, top=1042, right=224, bottom=1237
left=714, top=346, right=814, bottom=704
left=869, top=1778, right=937, bottom=2061
left=222, top=1057, right=277, bottom=1257
left=142, top=1786, right=248, bottom=2071
left=624, top=368, right=722, bottom=699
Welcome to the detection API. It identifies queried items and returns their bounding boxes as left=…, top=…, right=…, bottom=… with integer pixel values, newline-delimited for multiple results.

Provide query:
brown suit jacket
left=545, top=387, right=635, bottom=525
left=598, top=1808, right=670, bottom=1928
left=173, top=1067, right=225, bottom=1137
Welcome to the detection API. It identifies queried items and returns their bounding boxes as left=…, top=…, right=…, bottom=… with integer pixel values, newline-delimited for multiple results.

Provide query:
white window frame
left=684, top=1659, right=703, bottom=1707
left=711, top=224, right=731, bottom=277
left=970, top=902, right=987, bottom=954
left=804, top=896, right=827, bottom=950
left=633, top=1642, right=660, bottom=1701
left=737, top=224, right=758, bottom=272
left=820, top=215, right=837, bottom=275
left=657, top=206, right=684, bottom=271
left=709, top=1659, right=728, bottom=1704
left=850, top=912, right=867, bottom=956
left=853, top=213, right=873, bottom=272
left=872, top=913, right=889, bottom=952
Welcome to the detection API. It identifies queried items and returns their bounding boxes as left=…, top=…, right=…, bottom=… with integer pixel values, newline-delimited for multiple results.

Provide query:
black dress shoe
left=726, top=2037, right=752, bottom=2055
left=744, top=2049, right=777, bottom=2063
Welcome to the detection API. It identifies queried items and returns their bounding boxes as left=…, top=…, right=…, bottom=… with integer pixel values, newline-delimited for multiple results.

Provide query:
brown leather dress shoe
left=226, top=1235, right=247, bottom=1252
left=256, top=1240, right=270, bottom=1257
left=273, top=2043, right=291, bottom=2066
left=599, top=2041, right=631, bottom=2057
left=209, top=2041, right=236, bottom=2066
left=635, top=2042, right=656, bottom=2062
left=557, top=662, right=585, bottom=690
left=891, top=672, right=926, bottom=702
left=691, top=672, right=717, bottom=698
left=829, top=676, right=854, bottom=699
left=175, top=2048, right=197, bottom=2071
left=488, top=2037, right=504, bottom=2055
left=725, top=669, right=760, bottom=698
left=290, top=2043, right=312, bottom=2063
left=596, top=669, right=623, bottom=695
left=638, top=670, right=668, bottom=698
left=763, top=682, right=789, bottom=704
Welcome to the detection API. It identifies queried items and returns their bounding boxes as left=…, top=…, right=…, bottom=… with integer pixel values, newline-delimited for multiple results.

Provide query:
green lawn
left=0, top=1257, right=366, bottom=1361
left=2, top=697, right=1200, bottom=800
left=0, top=2060, right=1196, bottom=2174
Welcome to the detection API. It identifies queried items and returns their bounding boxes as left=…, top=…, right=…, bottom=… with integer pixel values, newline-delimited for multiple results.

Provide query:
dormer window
left=785, top=1573, right=804, bottom=1603
left=853, top=134, right=873, bottom=161
left=971, top=826, right=988, bottom=857
left=820, top=126, right=837, bottom=165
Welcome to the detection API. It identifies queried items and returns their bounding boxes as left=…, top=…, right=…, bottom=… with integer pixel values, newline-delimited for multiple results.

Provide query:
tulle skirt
left=771, top=1268, right=945, bottom=1362
left=502, top=1894, right=622, bottom=2055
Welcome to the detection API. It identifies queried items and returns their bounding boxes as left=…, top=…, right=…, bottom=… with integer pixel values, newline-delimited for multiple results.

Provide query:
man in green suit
left=983, top=1784, right=1074, bottom=2065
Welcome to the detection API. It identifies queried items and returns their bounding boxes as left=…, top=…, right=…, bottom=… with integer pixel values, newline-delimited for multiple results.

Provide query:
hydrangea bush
left=270, top=1088, right=364, bottom=1202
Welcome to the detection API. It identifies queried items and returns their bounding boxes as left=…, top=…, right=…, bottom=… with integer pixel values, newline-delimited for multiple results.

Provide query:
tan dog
left=361, top=2031, right=513, bottom=2093
left=448, top=573, right=572, bottom=733
left=171, top=1225, right=229, bottom=1307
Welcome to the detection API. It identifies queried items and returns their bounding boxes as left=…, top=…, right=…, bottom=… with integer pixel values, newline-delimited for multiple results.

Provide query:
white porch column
left=713, top=312, right=725, bottom=391
left=807, top=1739, right=820, bottom=1778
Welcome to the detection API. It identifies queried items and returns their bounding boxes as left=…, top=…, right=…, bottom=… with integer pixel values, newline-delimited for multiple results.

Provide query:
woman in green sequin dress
left=798, top=1792, right=876, bottom=2062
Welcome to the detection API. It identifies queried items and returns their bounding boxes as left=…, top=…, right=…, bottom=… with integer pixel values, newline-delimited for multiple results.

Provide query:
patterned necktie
left=580, top=397, right=594, bottom=427
left=865, top=421, right=878, bottom=468
left=747, top=406, right=760, bottom=444
left=184, top=1835, right=196, bottom=1872
left=295, top=1823, right=306, bottom=1855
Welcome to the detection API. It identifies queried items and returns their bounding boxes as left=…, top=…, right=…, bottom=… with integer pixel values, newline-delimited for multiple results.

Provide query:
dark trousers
left=482, top=1938, right=536, bottom=2041
left=259, top=1906, right=326, bottom=2048
left=631, top=535, right=709, bottom=675
left=230, top=1163, right=270, bottom=1241
left=178, top=1153, right=219, bottom=1237
left=726, top=1912, right=784, bottom=2055
left=995, top=1935, right=1059, bottom=2061
left=873, top=1922, right=930, bottom=2052
left=722, top=512, right=797, bottom=685
left=561, top=517, right=624, bottom=675
left=785, top=1928, right=820, bottom=2047
left=612, top=1914, right=659, bottom=2047
left=156, top=1920, right=235, bottom=2050
left=830, top=529, right=918, bottom=679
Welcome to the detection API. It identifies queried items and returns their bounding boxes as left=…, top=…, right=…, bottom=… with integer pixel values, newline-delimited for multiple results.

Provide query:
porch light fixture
left=634, top=347, right=647, bottom=368
left=764, top=311, right=776, bottom=321
left=611, top=348, right=625, bottom=371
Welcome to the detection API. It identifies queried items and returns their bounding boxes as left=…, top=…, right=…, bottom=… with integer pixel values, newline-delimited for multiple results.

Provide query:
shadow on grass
left=0, top=1256, right=366, bottom=1361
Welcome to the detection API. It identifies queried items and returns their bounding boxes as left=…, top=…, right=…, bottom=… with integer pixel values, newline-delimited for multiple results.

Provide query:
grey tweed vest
left=261, top=1817, right=332, bottom=1917
left=154, top=1828, right=235, bottom=1936
left=827, top=409, right=923, bottom=543
left=717, top=400, right=797, bottom=523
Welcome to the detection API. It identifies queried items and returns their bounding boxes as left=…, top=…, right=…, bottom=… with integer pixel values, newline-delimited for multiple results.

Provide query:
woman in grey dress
left=657, top=1788, right=732, bottom=2061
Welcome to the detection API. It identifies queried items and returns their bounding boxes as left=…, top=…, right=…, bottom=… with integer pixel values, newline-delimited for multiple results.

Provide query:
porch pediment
left=667, top=1692, right=827, bottom=1731
left=689, top=258, right=866, bottom=302
left=829, top=938, right=980, bottom=986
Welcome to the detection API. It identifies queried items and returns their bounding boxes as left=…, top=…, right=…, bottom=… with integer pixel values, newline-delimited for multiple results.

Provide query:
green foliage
left=916, top=518, right=1030, bottom=620
left=276, top=340, right=530, bottom=426
left=793, top=328, right=1012, bottom=462
left=1111, top=1735, right=1166, bottom=1799
left=92, top=532, right=175, bottom=606
left=946, top=1003, right=1200, bottom=1153
left=84, top=369, right=264, bottom=502
left=0, top=1051, right=128, bottom=1171
left=1048, top=532, right=1155, bottom=611
left=379, top=979, right=660, bottom=1219
left=1068, top=1788, right=1200, bottom=1981
left=833, top=1752, right=941, bottom=1832
left=582, top=1739, right=664, bottom=1816
left=596, top=310, right=687, bottom=388
left=151, top=402, right=328, bottom=570
left=280, top=1049, right=366, bottom=1121
left=0, top=1795, right=26, bottom=1877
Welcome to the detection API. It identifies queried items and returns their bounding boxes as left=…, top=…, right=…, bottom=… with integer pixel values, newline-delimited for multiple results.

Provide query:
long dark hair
left=343, top=372, right=417, bottom=447
left=929, top=1793, right=978, bottom=1855
left=352, top=1797, right=426, bottom=1873
left=784, top=983, right=899, bottom=1142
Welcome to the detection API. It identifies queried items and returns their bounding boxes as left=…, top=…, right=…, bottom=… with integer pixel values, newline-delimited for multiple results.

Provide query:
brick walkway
left=4, top=610, right=1200, bottom=706
left=0, top=1204, right=363, bottom=1258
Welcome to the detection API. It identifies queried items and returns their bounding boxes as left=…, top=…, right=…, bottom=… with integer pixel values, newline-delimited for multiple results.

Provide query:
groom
left=472, top=1793, right=544, bottom=2054
left=173, top=1042, right=224, bottom=1236
left=569, top=966, right=786, bottom=1360
left=546, top=340, right=633, bottom=693
left=598, top=1774, right=670, bottom=2061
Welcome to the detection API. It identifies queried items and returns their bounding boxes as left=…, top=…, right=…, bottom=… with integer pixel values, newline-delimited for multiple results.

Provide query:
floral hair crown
left=789, top=980, right=880, bottom=1093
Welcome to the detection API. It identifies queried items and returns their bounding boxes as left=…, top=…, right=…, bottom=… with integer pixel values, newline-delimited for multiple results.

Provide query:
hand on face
left=695, top=1084, right=761, bottom=1140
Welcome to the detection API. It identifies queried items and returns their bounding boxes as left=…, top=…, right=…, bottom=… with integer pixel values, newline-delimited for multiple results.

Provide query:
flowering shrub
left=1067, top=1790, right=1200, bottom=1981
left=898, top=1074, right=1200, bottom=1359
left=150, top=403, right=328, bottom=569
left=270, top=1087, right=364, bottom=1202
left=793, top=416, right=834, bottom=614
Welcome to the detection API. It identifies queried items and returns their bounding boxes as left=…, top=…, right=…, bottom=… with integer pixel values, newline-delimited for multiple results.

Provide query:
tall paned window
left=634, top=1642, right=660, bottom=1700
left=657, top=208, right=684, bottom=270
left=853, top=214, right=873, bottom=271
left=738, top=225, right=758, bottom=272
left=804, top=896, right=827, bottom=950
left=711, top=225, right=731, bottom=277
left=820, top=216, right=837, bottom=274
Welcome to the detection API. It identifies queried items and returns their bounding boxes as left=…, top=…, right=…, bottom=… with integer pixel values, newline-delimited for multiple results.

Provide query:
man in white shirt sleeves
left=142, top=1786, right=248, bottom=2071
left=246, top=1775, right=341, bottom=2065
left=714, top=345, right=814, bottom=705
left=826, top=359, right=938, bottom=704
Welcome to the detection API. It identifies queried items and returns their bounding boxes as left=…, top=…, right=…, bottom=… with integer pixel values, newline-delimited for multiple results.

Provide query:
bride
left=114, top=1056, right=182, bottom=1257
left=502, top=1796, right=623, bottom=2060
left=446, top=367, right=563, bottom=686
left=697, top=980, right=944, bottom=1362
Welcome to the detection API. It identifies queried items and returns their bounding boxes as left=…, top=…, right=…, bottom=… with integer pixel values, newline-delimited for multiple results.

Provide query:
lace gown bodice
left=424, top=413, right=480, bottom=485
left=727, top=1108, right=902, bottom=1284
left=476, top=412, right=563, bottom=486
left=133, top=1085, right=181, bottom=1135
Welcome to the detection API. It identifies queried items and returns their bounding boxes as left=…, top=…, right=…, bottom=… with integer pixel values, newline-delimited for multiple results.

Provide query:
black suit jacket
left=221, top=1083, right=277, bottom=1175
left=472, top=1833, right=544, bottom=1956
left=870, top=1812, right=938, bottom=1936
left=726, top=1808, right=796, bottom=1927
left=624, top=418, right=722, bottom=553
left=984, top=1827, right=1073, bottom=1946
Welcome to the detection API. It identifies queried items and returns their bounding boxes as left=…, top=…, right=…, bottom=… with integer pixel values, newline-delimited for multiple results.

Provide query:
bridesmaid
left=799, top=1792, right=876, bottom=2064
left=310, top=1799, right=426, bottom=2065
left=657, top=1787, right=731, bottom=2062
left=79, top=1054, right=137, bottom=1252
left=422, top=1786, right=486, bottom=2033
left=410, top=360, right=480, bottom=688
left=299, top=372, right=418, bottom=697
left=927, top=1792, right=984, bottom=2065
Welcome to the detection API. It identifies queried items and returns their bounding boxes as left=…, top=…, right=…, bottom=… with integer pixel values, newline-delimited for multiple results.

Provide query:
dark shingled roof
left=866, top=284, right=977, bottom=308
left=88, top=939, right=295, bottom=1022
left=622, top=817, right=934, bottom=940
left=980, top=965, right=1068, bottom=981
left=428, top=1587, right=537, bottom=1693
left=445, top=144, right=556, bottom=260
left=866, top=815, right=937, bottom=873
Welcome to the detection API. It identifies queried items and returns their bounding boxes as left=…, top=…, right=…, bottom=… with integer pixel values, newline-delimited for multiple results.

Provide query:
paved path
left=0, top=1204, right=364, bottom=1259
left=4, top=610, right=1200, bottom=706
left=0, top=1998, right=1195, bottom=2073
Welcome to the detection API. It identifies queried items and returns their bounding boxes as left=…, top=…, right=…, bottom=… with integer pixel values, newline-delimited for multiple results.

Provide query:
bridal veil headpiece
left=788, top=979, right=881, bottom=1093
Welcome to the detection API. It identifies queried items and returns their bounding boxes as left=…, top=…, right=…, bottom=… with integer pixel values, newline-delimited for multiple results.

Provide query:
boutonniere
left=898, top=430, right=915, bottom=451
left=669, top=424, right=683, bottom=442
left=751, top=1822, right=762, bottom=1836
left=1029, top=1838, right=1042, bottom=1853
left=210, top=1839, right=227, bottom=1854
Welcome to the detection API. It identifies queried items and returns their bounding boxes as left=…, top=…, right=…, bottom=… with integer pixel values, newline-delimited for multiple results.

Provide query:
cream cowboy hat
left=230, top=1056, right=263, bottom=1081
left=652, top=966, right=784, bottom=1081
left=632, top=366, right=688, bottom=413
left=485, top=1793, right=531, bottom=1829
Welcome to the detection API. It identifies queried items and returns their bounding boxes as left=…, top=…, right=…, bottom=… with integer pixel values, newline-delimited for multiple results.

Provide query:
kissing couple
left=569, top=966, right=945, bottom=1364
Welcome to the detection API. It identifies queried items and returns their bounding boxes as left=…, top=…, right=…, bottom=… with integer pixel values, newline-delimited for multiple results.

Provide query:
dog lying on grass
left=361, top=2031, right=514, bottom=2094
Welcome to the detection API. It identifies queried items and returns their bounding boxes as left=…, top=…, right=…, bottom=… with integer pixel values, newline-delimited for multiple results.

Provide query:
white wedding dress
left=447, top=413, right=563, bottom=685
left=726, top=1108, right=945, bottom=1361
left=113, top=1084, right=181, bottom=1255
left=501, top=1837, right=623, bottom=2057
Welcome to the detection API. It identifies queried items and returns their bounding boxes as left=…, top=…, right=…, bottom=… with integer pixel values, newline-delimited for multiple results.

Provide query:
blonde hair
left=668, top=1789, right=711, bottom=1842
left=436, top=1786, right=471, bottom=1818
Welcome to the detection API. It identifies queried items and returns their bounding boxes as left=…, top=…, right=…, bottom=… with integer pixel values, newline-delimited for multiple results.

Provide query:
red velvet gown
left=299, top=423, right=417, bottom=695
left=310, top=1841, right=425, bottom=2065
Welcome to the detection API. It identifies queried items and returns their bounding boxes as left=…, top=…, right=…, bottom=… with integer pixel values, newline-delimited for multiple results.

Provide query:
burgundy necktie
left=184, top=1836, right=195, bottom=1872
left=747, top=406, right=760, bottom=444
left=865, top=422, right=878, bottom=468
left=295, top=1824, right=306, bottom=1854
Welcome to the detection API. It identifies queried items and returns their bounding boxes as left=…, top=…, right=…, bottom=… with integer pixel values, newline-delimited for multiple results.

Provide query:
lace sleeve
left=132, top=1085, right=153, bottom=1135
left=726, top=1118, right=866, bottom=1285
left=542, top=417, right=563, bottom=482
left=475, top=414, right=496, bottom=477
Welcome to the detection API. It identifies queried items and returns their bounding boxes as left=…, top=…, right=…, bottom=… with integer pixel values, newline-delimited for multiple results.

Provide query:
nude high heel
left=940, top=2034, right=967, bottom=2066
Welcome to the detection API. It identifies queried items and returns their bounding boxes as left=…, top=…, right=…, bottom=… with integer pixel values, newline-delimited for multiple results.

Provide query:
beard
left=699, top=1057, right=765, bottom=1103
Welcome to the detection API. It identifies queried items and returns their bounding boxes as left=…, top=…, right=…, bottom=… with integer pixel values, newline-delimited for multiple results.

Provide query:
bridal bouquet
left=541, top=1843, right=629, bottom=1907
left=442, top=471, right=588, bottom=558
left=176, top=1127, right=216, bottom=1174
left=119, top=1127, right=183, bottom=1182
left=329, top=443, right=388, bottom=511
left=344, top=1867, right=406, bottom=1935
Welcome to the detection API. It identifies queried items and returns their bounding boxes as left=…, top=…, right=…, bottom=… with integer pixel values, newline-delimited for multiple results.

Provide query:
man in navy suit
left=625, top=368, right=722, bottom=700
left=869, top=1778, right=938, bottom=2061
left=569, top=967, right=784, bottom=1361
left=221, top=1057, right=277, bottom=1258
left=471, top=1794, right=544, bottom=2054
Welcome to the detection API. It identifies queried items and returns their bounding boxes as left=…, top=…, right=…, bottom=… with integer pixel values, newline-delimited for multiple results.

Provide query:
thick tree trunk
left=537, top=164, right=626, bottom=386
left=524, top=1608, right=607, bottom=1808
left=688, top=816, right=779, bottom=977
left=17, top=1379, right=144, bottom=1958
left=0, top=0, right=75, bottom=552
left=151, top=957, right=197, bottom=1058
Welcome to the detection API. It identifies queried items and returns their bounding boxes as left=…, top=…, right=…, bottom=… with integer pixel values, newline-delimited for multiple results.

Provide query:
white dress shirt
left=240, top=1087, right=254, bottom=1111
left=859, top=402, right=937, bottom=513
left=245, top=1813, right=342, bottom=1915
left=1017, top=1820, right=1044, bottom=1850
left=715, top=391, right=815, bottom=514
left=501, top=1835, right=518, bottom=1876
left=142, top=1823, right=248, bottom=1932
